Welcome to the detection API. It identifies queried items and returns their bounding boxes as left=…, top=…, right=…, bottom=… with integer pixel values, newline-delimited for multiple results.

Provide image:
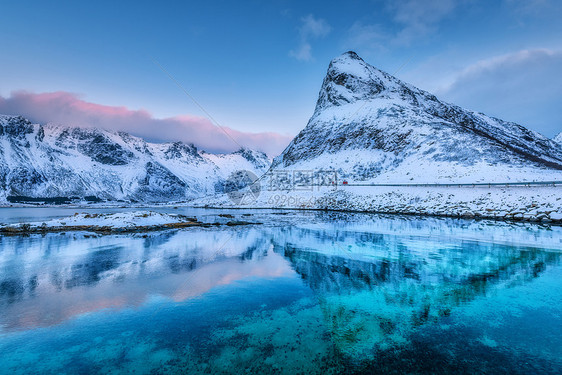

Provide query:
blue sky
left=1, top=0, right=561, bottom=154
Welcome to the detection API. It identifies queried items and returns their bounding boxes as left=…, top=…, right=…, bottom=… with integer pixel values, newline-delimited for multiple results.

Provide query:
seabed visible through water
left=1, top=207, right=561, bottom=374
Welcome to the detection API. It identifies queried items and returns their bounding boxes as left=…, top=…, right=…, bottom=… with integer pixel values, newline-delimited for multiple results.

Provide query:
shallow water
left=1, top=208, right=561, bottom=374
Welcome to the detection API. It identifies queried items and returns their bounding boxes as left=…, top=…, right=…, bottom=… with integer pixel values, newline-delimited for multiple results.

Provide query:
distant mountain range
left=271, top=51, right=562, bottom=183
left=0, top=114, right=270, bottom=203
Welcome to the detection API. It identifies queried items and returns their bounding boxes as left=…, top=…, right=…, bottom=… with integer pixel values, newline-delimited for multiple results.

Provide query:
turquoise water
left=1, top=209, right=562, bottom=374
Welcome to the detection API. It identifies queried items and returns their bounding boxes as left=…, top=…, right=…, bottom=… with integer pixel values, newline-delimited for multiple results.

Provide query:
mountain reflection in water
left=1, top=211, right=561, bottom=374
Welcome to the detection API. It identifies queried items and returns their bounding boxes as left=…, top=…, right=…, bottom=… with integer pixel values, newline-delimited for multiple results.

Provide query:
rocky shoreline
left=0, top=211, right=260, bottom=235
left=193, top=185, right=562, bottom=224
left=315, top=188, right=562, bottom=224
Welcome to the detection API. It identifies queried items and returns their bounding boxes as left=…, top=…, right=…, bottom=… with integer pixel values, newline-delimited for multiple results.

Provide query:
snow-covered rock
left=555, top=132, right=562, bottom=145
left=0, top=210, right=261, bottom=233
left=272, top=51, right=562, bottom=183
left=0, top=115, right=271, bottom=203
left=0, top=211, right=196, bottom=230
left=194, top=184, right=562, bottom=223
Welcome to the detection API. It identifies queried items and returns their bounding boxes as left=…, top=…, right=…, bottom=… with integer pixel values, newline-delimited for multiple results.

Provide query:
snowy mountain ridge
left=272, top=51, right=562, bottom=183
left=0, top=114, right=270, bottom=203
left=193, top=52, right=562, bottom=223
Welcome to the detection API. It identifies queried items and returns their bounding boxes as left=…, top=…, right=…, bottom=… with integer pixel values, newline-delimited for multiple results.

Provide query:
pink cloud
left=0, top=91, right=293, bottom=156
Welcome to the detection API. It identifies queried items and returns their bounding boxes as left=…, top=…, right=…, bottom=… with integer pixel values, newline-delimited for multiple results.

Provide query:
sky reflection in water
left=0, top=210, right=561, bottom=374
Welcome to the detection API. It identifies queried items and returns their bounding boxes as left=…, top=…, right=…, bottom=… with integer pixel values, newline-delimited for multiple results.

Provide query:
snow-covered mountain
left=272, top=51, right=562, bottom=183
left=555, top=132, right=562, bottom=145
left=0, top=115, right=270, bottom=203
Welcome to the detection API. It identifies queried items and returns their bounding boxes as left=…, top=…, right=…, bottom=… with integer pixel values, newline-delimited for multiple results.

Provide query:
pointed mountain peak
left=328, top=51, right=371, bottom=78
left=314, top=52, right=416, bottom=111
left=338, top=51, right=364, bottom=61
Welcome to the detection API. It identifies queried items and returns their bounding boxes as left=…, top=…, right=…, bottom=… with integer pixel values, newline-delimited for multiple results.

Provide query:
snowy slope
left=555, top=132, right=562, bottom=145
left=272, top=51, right=562, bottom=183
left=0, top=115, right=270, bottom=203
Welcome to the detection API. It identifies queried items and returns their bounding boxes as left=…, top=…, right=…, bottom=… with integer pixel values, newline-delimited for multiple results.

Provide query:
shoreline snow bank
left=192, top=185, right=562, bottom=224
left=0, top=211, right=258, bottom=234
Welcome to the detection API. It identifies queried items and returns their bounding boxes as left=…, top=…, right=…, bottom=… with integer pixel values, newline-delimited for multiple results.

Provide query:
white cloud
left=505, top=0, right=562, bottom=16
left=391, top=0, right=456, bottom=44
left=436, top=48, right=562, bottom=137
left=289, top=42, right=312, bottom=61
left=346, top=0, right=458, bottom=49
left=346, top=21, right=388, bottom=51
left=289, top=15, right=331, bottom=62
left=0, top=91, right=293, bottom=156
